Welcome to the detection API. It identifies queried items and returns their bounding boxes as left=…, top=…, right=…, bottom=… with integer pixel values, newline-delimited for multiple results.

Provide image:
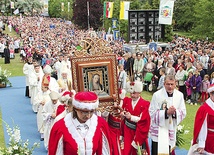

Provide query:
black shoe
left=40, top=138, right=44, bottom=141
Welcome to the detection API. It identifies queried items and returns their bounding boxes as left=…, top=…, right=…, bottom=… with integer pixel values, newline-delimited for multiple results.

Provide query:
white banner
left=119, top=1, right=130, bottom=20
left=11, top=2, right=14, bottom=9
left=61, top=2, right=64, bottom=11
left=40, top=0, right=49, bottom=16
left=13, top=9, right=19, bottom=15
left=158, top=0, right=175, bottom=25
left=68, top=2, right=70, bottom=12
left=44, top=0, right=48, bottom=13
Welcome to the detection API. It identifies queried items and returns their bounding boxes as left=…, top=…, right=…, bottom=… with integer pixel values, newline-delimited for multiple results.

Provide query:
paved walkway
left=0, top=76, right=188, bottom=155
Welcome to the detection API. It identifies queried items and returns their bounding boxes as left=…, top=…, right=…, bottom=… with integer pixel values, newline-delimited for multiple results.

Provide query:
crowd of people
left=120, top=37, right=214, bottom=106
left=1, top=14, right=214, bottom=155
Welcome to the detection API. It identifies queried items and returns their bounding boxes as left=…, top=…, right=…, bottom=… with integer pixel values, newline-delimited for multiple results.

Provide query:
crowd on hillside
left=1, top=15, right=214, bottom=155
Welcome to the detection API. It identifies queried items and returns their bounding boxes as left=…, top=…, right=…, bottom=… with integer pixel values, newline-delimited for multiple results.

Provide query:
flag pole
left=103, top=2, right=106, bottom=29
left=87, top=1, right=90, bottom=30
left=103, top=12, right=105, bottom=29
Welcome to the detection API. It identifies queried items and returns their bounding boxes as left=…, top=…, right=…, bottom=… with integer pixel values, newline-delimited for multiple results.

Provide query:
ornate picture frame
left=71, top=54, right=119, bottom=111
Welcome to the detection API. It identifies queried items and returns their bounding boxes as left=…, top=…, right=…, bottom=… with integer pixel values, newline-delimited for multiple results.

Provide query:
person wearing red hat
left=120, top=80, right=151, bottom=155
left=188, top=84, right=214, bottom=154
left=48, top=91, right=112, bottom=155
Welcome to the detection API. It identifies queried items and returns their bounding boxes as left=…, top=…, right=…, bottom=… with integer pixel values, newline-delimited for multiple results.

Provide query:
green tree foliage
left=45, top=0, right=212, bottom=42
left=49, top=0, right=73, bottom=19
left=151, top=0, right=160, bottom=9
left=0, top=0, right=42, bottom=16
left=192, top=0, right=214, bottom=40
left=173, top=0, right=213, bottom=41
left=48, top=0, right=61, bottom=18
left=173, top=0, right=197, bottom=31
left=16, top=0, right=43, bottom=16
left=72, top=0, right=103, bottom=30
left=142, top=1, right=152, bottom=9
left=0, top=0, right=10, bottom=15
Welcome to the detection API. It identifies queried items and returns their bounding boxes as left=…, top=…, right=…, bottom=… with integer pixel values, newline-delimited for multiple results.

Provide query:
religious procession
left=0, top=0, right=214, bottom=155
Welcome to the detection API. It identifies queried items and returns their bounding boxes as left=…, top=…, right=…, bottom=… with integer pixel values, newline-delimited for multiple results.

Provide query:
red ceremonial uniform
left=121, top=97, right=150, bottom=155
left=192, top=102, right=214, bottom=153
left=56, top=104, right=66, bottom=116
left=48, top=113, right=112, bottom=155
left=108, top=114, right=122, bottom=155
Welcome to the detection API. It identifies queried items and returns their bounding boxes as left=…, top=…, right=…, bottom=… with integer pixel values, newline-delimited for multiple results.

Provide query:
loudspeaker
left=130, top=33, right=137, bottom=40
left=130, top=12, right=137, bottom=18
left=139, top=12, right=146, bottom=18
left=128, top=10, right=165, bottom=43
left=149, top=26, right=154, bottom=32
left=139, top=33, right=145, bottom=39
left=148, top=12, right=154, bottom=17
left=130, top=19, right=137, bottom=25
left=138, top=26, right=145, bottom=32
left=149, top=18, right=154, bottom=25
left=155, top=18, right=159, bottom=25
left=139, top=18, right=145, bottom=25
left=131, top=27, right=137, bottom=33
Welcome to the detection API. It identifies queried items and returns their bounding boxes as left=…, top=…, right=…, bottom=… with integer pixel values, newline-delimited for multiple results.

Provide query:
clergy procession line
left=1, top=15, right=214, bottom=155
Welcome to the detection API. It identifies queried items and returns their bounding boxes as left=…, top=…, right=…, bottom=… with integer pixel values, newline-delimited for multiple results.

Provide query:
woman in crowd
left=166, top=60, right=176, bottom=76
left=190, top=70, right=202, bottom=105
left=175, top=65, right=187, bottom=100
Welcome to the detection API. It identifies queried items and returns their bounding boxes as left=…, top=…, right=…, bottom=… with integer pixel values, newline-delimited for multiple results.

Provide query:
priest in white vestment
left=149, top=75, right=186, bottom=155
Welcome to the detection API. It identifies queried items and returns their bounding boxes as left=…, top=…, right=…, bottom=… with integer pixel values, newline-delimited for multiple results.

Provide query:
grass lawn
left=180, top=104, right=198, bottom=149
left=0, top=53, right=24, bottom=77
left=0, top=24, right=24, bottom=77
left=173, top=31, right=194, bottom=37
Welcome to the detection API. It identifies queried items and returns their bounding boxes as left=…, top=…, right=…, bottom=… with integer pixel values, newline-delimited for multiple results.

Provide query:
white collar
left=72, top=114, right=92, bottom=128
left=206, top=98, right=214, bottom=110
left=64, top=113, right=97, bottom=155
left=132, top=97, right=140, bottom=105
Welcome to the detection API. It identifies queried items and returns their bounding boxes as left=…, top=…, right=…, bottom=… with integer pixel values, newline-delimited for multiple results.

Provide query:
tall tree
left=48, top=0, right=61, bottom=18
left=173, top=0, right=197, bottom=31
left=192, top=0, right=214, bottom=40
left=72, top=0, right=103, bottom=30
